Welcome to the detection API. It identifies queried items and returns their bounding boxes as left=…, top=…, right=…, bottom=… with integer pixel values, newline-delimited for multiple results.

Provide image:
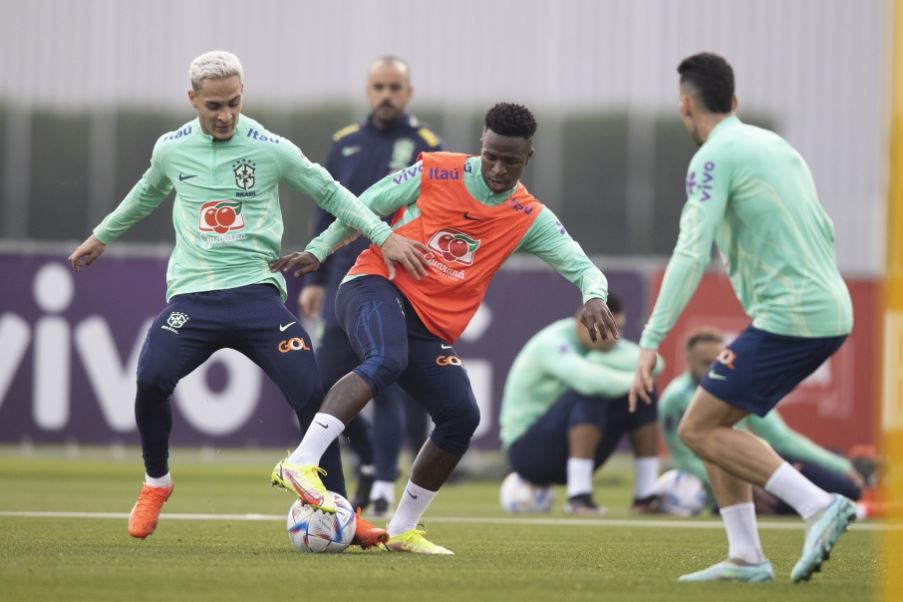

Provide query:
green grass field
left=0, top=448, right=880, bottom=602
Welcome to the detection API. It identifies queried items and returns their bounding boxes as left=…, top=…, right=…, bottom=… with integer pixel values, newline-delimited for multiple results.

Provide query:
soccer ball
left=654, top=469, right=708, bottom=517
left=500, top=472, right=555, bottom=513
left=286, top=493, right=356, bottom=553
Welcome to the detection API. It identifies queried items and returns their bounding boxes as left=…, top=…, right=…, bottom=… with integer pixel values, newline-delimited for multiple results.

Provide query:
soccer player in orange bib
left=270, top=103, right=620, bottom=554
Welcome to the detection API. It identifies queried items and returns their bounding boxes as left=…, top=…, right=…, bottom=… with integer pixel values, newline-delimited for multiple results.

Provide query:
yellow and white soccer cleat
left=271, top=457, right=336, bottom=513
left=385, top=529, right=454, bottom=555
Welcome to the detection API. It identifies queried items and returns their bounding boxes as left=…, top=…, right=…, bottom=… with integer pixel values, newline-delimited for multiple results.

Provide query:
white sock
left=145, top=473, right=172, bottom=488
left=633, top=457, right=660, bottom=498
left=387, top=481, right=437, bottom=536
left=370, top=479, right=395, bottom=504
left=566, top=457, right=594, bottom=497
left=288, top=413, right=345, bottom=465
left=764, top=461, right=833, bottom=520
left=720, top=502, right=766, bottom=564
left=359, top=464, right=375, bottom=476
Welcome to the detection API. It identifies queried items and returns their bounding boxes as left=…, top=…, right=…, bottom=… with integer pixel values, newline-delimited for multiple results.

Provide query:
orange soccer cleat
left=128, top=482, right=174, bottom=539
left=351, top=507, right=389, bottom=549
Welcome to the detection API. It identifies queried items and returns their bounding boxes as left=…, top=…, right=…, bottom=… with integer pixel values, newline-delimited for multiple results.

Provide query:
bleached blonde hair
left=189, top=50, right=243, bottom=90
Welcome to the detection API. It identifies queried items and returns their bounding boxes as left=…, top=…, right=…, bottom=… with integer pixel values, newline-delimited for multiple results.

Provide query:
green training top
left=93, top=114, right=393, bottom=301
left=639, top=115, right=853, bottom=350
left=305, top=157, right=608, bottom=305
left=658, top=371, right=854, bottom=495
left=499, top=318, right=664, bottom=448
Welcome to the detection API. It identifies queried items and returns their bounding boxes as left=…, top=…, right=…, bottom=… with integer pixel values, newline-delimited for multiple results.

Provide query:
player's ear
left=188, top=89, right=197, bottom=108
left=679, top=94, right=692, bottom=119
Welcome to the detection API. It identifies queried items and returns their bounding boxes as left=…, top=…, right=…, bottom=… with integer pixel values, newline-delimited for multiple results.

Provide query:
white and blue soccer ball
left=500, top=472, right=555, bottom=513
left=286, top=492, right=356, bottom=553
left=654, top=469, right=708, bottom=517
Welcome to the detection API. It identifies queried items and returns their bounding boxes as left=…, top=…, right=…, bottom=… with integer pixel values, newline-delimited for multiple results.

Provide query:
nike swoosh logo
left=178, top=173, right=196, bottom=181
left=707, top=370, right=727, bottom=381
left=406, top=490, right=418, bottom=500
left=279, top=322, right=296, bottom=332
left=315, top=421, right=329, bottom=429
left=440, top=344, right=453, bottom=349
left=463, top=212, right=481, bottom=221
left=286, top=473, right=323, bottom=506
left=342, top=145, right=362, bottom=157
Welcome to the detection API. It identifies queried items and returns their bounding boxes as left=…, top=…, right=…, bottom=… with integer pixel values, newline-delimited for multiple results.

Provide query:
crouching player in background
left=499, top=295, right=665, bottom=515
left=658, top=328, right=868, bottom=518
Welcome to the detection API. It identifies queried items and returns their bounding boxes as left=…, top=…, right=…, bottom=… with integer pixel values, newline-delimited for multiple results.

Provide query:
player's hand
left=68, top=234, right=106, bottom=272
left=577, top=298, right=620, bottom=343
left=628, top=348, right=658, bottom=412
left=270, top=251, right=321, bottom=278
left=379, top=233, right=430, bottom=281
left=298, top=285, right=325, bottom=319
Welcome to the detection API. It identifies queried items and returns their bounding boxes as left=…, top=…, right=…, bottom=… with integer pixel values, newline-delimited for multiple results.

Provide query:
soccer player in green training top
left=629, top=53, right=855, bottom=583
left=500, top=295, right=665, bottom=515
left=659, top=327, right=864, bottom=514
left=67, top=50, right=428, bottom=545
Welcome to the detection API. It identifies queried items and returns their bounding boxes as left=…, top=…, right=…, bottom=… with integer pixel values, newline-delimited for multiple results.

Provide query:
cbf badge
left=162, top=311, right=189, bottom=334
left=389, top=139, right=416, bottom=171
left=233, top=159, right=256, bottom=190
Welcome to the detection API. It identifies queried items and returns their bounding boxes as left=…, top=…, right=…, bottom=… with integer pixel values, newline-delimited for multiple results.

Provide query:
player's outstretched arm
left=68, top=234, right=106, bottom=272
left=379, top=233, right=430, bottom=281
left=628, top=348, right=658, bottom=412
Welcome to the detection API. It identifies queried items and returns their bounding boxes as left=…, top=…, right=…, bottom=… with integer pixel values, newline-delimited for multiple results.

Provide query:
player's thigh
left=136, top=295, right=225, bottom=391
left=701, top=325, right=846, bottom=417
left=396, top=338, right=478, bottom=429
left=230, top=290, right=323, bottom=409
left=335, top=276, right=410, bottom=393
left=681, top=387, right=749, bottom=433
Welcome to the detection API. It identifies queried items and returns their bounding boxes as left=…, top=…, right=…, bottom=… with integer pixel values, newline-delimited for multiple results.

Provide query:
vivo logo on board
left=0, top=263, right=264, bottom=437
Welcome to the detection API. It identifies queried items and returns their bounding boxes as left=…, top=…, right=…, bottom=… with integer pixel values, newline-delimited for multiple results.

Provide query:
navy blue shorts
left=507, top=390, right=658, bottom=486
left=136, top=283, right=345, bottom=493
left=701, top=325, right=847, bottom=417
left=335, top=275, right=480, bottom=456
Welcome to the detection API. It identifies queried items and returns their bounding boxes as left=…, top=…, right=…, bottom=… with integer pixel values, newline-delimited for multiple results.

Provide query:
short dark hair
left=606, top=293, right=622, bottom=315
left=677, top=53, right=734, bottom=114
left=686, top=327, right=724, bottom=351
left=484, top=103, right=537, bottom=139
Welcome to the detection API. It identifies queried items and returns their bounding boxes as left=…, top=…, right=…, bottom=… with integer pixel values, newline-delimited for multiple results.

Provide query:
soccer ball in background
left=500, top=472, right=555, bottom=513
left=654, top=469, right=708, bottom=517
left=286, top=493, right=356, bottom=553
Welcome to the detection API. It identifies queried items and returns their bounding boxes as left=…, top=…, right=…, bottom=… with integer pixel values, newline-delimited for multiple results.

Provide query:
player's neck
left=696, top=111, right=735, bottom=144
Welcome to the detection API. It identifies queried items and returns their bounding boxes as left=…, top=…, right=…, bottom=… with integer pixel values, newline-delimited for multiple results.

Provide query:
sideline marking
left=0, top=510, right=891, bottom=531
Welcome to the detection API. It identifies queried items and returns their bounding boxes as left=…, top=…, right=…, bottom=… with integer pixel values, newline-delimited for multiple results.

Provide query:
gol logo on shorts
left=435, top=355, right=462, bottom=367
left=717, top=348, right=736, bottom=370
left=278, top=337, right=311, bottom=353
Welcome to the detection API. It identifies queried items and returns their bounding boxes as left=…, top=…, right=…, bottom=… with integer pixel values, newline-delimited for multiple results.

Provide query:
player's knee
left=135, top=371, right=175, bottom=402
left=360, top=352, right=407, bottom=396
left=677, top=417, right=704, bottom=452
left=431, top=400, right=481, bottom=454
left=447, top=399, right=482, bottom=439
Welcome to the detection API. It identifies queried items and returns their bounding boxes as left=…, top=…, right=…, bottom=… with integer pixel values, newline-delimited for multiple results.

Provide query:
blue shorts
left=701, top=325, right=847, bottom=417
left=507, top=391, right=658, bottom=486
left=135, top=283, right=345, bottom=494
left=334, top=276, right=480, bottom=456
